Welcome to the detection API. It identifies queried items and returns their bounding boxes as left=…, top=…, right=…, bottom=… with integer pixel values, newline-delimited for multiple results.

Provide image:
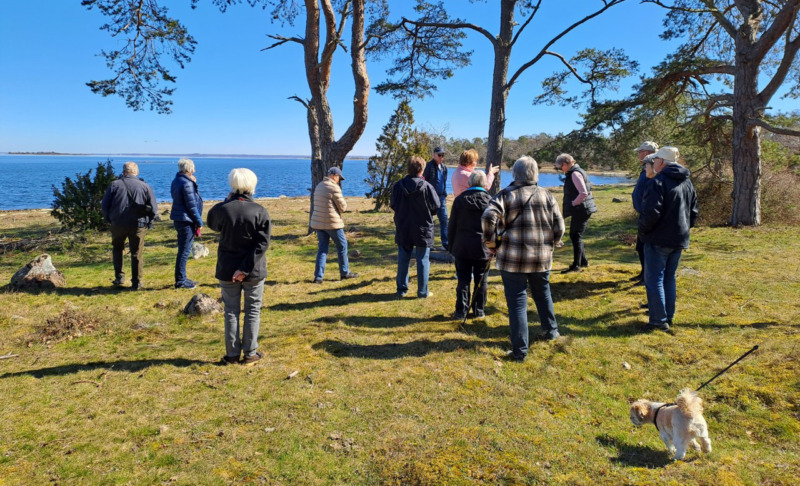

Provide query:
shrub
left=51, top=160, right=117, bottom=231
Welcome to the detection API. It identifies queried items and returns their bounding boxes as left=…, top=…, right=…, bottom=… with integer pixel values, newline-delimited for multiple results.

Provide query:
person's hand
left=194, top=226, right=202, bottom=237
left=555, top=240, right=564, bottom=248
left=232, top=270, right=246, bottom=282
left=489, top=165, right=500, bottom=175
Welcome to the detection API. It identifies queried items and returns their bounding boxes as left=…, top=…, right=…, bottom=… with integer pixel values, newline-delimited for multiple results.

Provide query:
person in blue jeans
left=310, top=167, right=358, bottom=283
left=481, top=156, right=565, bottom=362
left=423, top=146, right=449, bottom=250
left=170, top=158, right=203, bottom=289
left=391, top=156, right=440, bottom=298
left=639, top=146, right=698, bottom=331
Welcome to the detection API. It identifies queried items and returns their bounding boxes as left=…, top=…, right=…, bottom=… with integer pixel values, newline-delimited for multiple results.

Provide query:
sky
left=1, top=1, right=797, bottom=157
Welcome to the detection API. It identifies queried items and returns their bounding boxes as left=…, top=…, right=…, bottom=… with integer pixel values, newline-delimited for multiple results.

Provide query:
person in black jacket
left=390, top=156, right=440, bottom=298
left=422, top=146, right=449, bottom=250
left=555, top=153, right=598, bottom=273
left=100, top=161, right=158, bottom=291
left=207, top=168, right=271, bottom=365
left=170, top=158, right=204, bottom=290
left=639, top=147, right=699, bottom=331
left=448, top=171, right=492, bottom=319
left=631, top=141, right=659, bottom=284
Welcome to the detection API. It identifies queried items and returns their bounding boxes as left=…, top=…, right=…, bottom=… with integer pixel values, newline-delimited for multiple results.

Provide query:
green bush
left=51, top=160, right=117, bottom=231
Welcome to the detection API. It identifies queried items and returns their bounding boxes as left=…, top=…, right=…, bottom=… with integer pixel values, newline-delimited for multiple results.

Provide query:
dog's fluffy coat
left=630, top=388, right=712, bottom=460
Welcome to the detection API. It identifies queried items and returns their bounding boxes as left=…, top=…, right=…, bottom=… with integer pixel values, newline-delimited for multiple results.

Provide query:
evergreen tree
left=51, top=160, right=117, bottom=231
left=365, top=101, right=426, bottom=210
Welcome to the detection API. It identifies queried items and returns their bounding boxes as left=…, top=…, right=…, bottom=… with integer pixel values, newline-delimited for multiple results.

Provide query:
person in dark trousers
left=170, top=158, right=203, bottom=290
left=101, top=161, right=157, bottom=291
left=448, top=170, right=492, bottom=319
left=639, top=146, right=699, bottom=332
left=631, top=141, right=659, bottom=284
left=207, top=168, right=271, bottom=366
left=555, top=153, right=597, bottom=273
left=423, top=146, right=449, bottom=250
left=391, top=155, right=441, bottom=298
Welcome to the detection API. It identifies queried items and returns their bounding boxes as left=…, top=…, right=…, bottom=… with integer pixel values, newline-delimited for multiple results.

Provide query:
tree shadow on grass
left=306, top=276, right=395, bottom=294
left=0, top=358, right=208, bottom=380
left=313, top=337, right=504, bottom=360
left=595, top=434, right=672, bottom=468
left=268, top=291, right=401, bottom=311
left=314, top=313, right=453, bottom=329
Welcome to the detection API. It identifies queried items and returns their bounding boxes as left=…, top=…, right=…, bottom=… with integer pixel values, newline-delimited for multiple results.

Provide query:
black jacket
left=423, top=160, right=448, bottom=196
left=639, top=163, right=699, bottom=249
left=390, top=176, right=440, bottom=249
left=562, top=164, right=597, bottom=217
left=207, top=193, right=271, bottom=282
left=448, top=187, right=492, bottom=261
left=101, top=175, right=158, bottom=228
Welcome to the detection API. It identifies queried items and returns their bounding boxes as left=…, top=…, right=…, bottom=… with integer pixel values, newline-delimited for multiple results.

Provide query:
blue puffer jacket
left=639, top=164, right=699, bottom=249
left=170, top=173, right=203, bottom=226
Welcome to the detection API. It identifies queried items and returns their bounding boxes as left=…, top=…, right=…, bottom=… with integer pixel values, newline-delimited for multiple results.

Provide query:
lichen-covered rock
left=10, top=254, right=66, bottom=290
left=183, top=293, right=222, bottom=316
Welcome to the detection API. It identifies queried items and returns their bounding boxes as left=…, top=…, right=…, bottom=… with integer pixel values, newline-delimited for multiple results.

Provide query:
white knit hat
left=652, top=146, right=679, bottom=163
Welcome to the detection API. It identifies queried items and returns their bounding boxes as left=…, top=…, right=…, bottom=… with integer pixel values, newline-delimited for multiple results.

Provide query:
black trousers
left=569, top=211, right=591, bottom=267
left=454, top=258, right=490, bottom=316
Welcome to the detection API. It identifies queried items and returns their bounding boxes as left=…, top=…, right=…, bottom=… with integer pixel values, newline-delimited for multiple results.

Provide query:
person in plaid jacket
left=482, top=156, right=565, bottom=362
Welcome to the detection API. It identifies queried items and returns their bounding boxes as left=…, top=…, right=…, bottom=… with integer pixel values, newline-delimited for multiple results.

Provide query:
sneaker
left=220, top=355, right=239, bottom=365
left=534, top=331, right=560, bottom=342
left=241, top=351, right=263, bottom=366
left=418, top=291, right=434, bottom=298
left=341, top=272, right=359, bottom=280
left=175, top=280, right=197, bottom=290
left=112, top=278, right=125, bottom=287
left=504, top=350, right=526, bottom=363
left=640, top=322, right=670, bottom=332
left=313, top=278, right=323, bottom=284
left=130, top=282, right=145, bottom=291
left=397, top=291, right=407, bottom=299
left=561, top=265, right=581, bottom=274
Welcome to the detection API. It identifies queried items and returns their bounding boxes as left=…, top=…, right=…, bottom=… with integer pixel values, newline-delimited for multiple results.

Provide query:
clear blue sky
left=1, top=1, right=796, bottom=157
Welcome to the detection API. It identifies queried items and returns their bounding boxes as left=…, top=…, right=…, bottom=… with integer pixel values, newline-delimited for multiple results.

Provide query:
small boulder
left=183, top=293, right=222, bottom=316
left=10, top=254, right=66, bottom=290
left=191, top=242, right=209, bottom=259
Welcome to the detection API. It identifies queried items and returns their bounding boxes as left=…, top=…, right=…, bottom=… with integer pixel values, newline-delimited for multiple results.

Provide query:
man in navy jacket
left=639, top=146, right=699, bottom=331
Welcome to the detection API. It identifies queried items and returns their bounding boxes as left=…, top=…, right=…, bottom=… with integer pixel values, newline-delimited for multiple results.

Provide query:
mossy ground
left=0, top=186, right=798, bottom=485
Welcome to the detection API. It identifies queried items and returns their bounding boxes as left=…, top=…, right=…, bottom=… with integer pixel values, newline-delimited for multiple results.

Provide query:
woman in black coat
left=448, top=171, right=493, bottom=319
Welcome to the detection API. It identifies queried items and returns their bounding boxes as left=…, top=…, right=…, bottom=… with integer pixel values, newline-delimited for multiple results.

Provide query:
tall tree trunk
left=485, top=0, right=514, bottom=195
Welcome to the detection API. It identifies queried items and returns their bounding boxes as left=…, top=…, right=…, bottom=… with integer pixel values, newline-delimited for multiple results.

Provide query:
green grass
left=0, top=187, right=798, bottom=485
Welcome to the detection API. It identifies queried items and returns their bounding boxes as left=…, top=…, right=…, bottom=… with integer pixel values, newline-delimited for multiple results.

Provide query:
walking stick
left=695, top=345, right=759, bottom=392
left=459, top=254, right=494, bottom=332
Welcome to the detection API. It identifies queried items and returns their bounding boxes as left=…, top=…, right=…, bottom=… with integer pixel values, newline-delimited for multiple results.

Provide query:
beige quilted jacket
left=310, top=177, right=346, bottom=230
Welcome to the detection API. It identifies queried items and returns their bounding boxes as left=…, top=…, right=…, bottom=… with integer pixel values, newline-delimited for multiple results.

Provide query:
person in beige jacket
left=310, top=167, right=359, bottom=283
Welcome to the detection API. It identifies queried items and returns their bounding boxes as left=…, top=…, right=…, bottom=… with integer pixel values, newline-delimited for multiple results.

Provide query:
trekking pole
left=459, top=255, right=494, bottom=332
left=695, top=345, right=759, bottom=392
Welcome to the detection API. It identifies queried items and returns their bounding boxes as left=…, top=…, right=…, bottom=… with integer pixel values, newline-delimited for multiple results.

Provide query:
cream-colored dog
left=630, top=388, right=712, bottom=460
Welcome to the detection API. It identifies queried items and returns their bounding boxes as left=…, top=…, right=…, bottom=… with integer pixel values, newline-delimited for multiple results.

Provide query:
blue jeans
left=500, top=270, right=558, bottom=359
left=314, top=229, right=349, bottom=280
left=174, top=221, right=194, bottom=284
left=643, top=242, right=682, bottom=327
left=396, top=245, right=431, bottom=297
left=220, top=278, right=264, bottom=359
left=437, top=195, right=448, bottom=248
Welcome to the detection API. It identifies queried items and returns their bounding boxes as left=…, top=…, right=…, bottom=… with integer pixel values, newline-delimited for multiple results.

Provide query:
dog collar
left=652, top=403, right=673, bottom=432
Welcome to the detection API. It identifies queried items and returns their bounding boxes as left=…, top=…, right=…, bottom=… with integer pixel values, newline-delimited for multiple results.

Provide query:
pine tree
left=51, top=160, right=117, bottom=231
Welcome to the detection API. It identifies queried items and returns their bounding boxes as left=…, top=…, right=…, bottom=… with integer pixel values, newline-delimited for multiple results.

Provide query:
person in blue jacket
left=170, top=158, right=204, bottom=289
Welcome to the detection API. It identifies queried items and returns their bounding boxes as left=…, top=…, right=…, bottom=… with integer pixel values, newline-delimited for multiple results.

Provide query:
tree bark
left=485, top=0, right=515, bottom=195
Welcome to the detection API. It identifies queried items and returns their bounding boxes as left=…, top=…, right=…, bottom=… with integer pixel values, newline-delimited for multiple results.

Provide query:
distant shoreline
left=5, top=152, right=371, bottom=160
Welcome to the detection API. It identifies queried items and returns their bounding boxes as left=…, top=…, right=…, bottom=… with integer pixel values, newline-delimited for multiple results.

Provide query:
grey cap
left=433, top=146, right=446, bottom=155
left=327, top=166, right=344, bottom=180
left=634, top=141, right=659, bottom=153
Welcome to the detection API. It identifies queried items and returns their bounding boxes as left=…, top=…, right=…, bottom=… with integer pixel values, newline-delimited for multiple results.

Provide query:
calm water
left=0, top=154, right=630, bottom=210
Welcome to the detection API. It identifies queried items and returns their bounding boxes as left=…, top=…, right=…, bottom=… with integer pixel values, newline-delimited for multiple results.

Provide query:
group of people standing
left=98, top=140, right=697, bottom=365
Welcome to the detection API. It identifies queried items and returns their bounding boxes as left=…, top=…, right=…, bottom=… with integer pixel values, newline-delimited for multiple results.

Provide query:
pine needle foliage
left=51, top=160, right=117, bottom=231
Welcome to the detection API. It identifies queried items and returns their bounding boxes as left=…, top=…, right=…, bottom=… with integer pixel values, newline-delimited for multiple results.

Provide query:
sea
left=0, top=154, right=631, bottom=210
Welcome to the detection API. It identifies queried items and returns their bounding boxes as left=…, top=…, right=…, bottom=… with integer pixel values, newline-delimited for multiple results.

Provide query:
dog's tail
left=676, top=388, right=703, bottom=418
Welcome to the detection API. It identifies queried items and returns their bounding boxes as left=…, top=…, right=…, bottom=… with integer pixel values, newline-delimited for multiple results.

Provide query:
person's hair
left=459, top=149, right=479, bottom=167
left=228, top=168, right=258, bottom=195
left=407, top=156, right=425, bottom=176
left=512, top=156, right=538, bottom=183
left=468, top=170, right=486, bottom=188
left=177, top=158, right=195, bottom=174
left=554, top=153, right=575, bottom=169
left=122, top=162, right=139, bottom=176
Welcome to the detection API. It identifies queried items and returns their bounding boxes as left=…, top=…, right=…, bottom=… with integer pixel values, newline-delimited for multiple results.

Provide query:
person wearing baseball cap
left=309, top=166, right=358, bottom=283
left=631, top=141, right=659, bottom=284
left=423, top=146, right=449, bottom=250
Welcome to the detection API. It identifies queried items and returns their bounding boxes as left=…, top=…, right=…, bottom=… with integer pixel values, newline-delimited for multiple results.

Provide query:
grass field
left=1, top=185, right=798, bottom=485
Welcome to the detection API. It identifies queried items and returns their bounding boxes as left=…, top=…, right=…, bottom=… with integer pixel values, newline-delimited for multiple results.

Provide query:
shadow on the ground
left=268, top=290, right=401, bottom=311
left=313, top=337, right=504, bottom=359
left=595, top=434, right=673, bottom=468
left=306, top=276, right=395, bottom=294
left=314, top=313, right=453, bottom=328
left=0, top=358, right=208, bottom=379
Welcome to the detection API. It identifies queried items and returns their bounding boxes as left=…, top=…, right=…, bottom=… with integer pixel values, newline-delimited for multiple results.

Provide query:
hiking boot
left=504, top=350, right=526, bottom=363
left=112, top=278, right=125, bottom=287
left=341, top=272, right=359, bottom=280
left=534, top=331, right=560, bottom=342
left=130, top=282, right=144, bottom=291
left=220, top=355, right=239, bottom=365
left=175, top=280, right=197, bottom=290
left=241, top=352, right=263, bottom=366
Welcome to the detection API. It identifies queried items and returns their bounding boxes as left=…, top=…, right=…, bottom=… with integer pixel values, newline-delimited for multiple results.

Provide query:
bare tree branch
left=510, top=0, right=542, bottom=47
left=543, top=51, right=589, bottom=83
left=262, top=34, right=305, bottom=51
left=759, top=32, right=800, bottom=103
left=288, top=95, right=310, bottom=110
left=749, top=117, right=800, bottom=136
left=401, top=17, right=496, bottom=45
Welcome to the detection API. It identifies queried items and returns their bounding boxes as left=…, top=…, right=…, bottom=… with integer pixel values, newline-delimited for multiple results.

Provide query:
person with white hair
left=639, top=146, right=699, bottom=332
left=100, top=161, right=158, bottom=291
left=631, top=141, right=659, bottom=283
left=482, top=156, right=565, bottom=362
left=207, top=168, right=271, bottom=365
left=170, top=158, right=204, bottom=289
